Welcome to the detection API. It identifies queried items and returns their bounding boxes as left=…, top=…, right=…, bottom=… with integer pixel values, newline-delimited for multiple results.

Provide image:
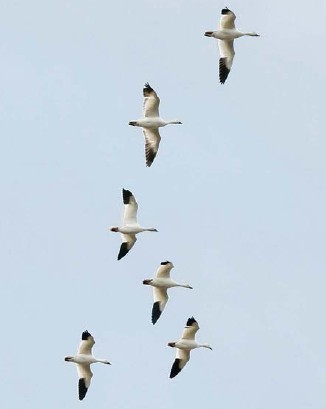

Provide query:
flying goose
left=168, top=317, right=212, bottom=378
left=110, top=188, right=158, bottom=260
left=205, top=7, right=259, bottom=84
left=64, top=330, right=111, bottom=400
left=143, top=261, right=193, bottom=324
left=129, top=83, right=182, bottom=167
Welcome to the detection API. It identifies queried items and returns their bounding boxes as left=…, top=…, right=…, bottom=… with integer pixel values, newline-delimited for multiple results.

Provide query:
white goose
left=168, top=317, right=212, bottom=378
left=110, top=188, right=158, bottom=260
left=205, top=7, right=259, bottom=84
left=64, top=330, right=111, bottom=400
left=143, top=261, right=193, bottom=324
left=129, top=83, right=182, bottom=167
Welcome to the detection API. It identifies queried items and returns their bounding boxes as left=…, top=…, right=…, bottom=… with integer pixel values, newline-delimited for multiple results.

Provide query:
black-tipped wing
left=78, top=332, right=95, bottom=354
left=151, top=287, right=168, bottom=324
left=143, top=129, right=161, bottom=167
left=122, top=189, right=138, bottom=225
left=78, top=378, right=88, bottom=400
left=219, top=8, right=236, bottom=30
left=156, top=261, right=173, bottom=278
left=181, top=317, right=199, bottom=340
left=152, top=301, right=162, bottom=325
left=218, top=40, right=235, bottom=84
left=117, top=234, right=136, bottom=260
left=143, top=83, right=160, bottom=117
left=77, top=364, right=93, bottom=400
left=169, top=349, right=190, bottom=378
left=122, top=189, right=133, bottom=205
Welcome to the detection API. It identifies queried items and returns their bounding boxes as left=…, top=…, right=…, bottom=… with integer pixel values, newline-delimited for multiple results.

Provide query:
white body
left=129, top=83, right=182, bottom=167
left=205, top=8, right=259, bottom=84
left=168, top=317, right=212, bottom=378
left=65, top=331, right=111, bottom=401
left=143, top=261, right=192, bottom=324
left=110, top=189, right=158, bottom=260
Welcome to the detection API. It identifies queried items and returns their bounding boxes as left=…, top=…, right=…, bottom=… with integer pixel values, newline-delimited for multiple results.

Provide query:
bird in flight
left=168, top=317, right=212, bottom=378
left=143, top=261, right=193, bottom=324
left=110, top=188, right=158, bottom=260
left=129, top=83, right=182, bottom=167
left=205, top=7, right=259, bottom=84
left=64, top=330, right=111, bottom=400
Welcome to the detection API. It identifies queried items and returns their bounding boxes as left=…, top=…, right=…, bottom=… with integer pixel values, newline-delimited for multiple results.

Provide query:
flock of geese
left=64, top=7, right=259, bottom=400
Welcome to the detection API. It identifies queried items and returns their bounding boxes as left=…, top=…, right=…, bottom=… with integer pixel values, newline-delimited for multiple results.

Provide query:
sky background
left=1, top=0, right=326, bottom=408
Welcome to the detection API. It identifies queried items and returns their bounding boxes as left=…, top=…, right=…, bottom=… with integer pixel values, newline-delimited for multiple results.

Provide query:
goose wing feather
left=170, top=349, right=190, bottom=378
left=78, top=332, right=95, bottom=355
left=77, top=364, right=93, bottom=400
left=118, top=234, right=137, bottom=260
left=143, top=128, right=161, bottom=167
left=181, top=320, right=199, bottom=340
left=219, top=9, right=236, bottom=30
left=143, top=83, right=160, bottom=117
left=155, top=262, right=173, bottom=278
left=151, top=287, right=168, bottom=324
left=218, top=40, right=235, bottom=84
left=122, top=190, right=138, bottom=225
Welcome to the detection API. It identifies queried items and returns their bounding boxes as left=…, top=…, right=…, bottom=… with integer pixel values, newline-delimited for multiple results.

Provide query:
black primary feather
left=170, top=359, right=182, bottom=378
left=78, top=378, right=88, bottom=400
left=81, top=330, right=92, bottom=340
left=145, top=145, right=156, bottom=167
left=160, top=261, right=171, bottom=265
left=122, top=188, right=133, bottom=205
left=186, top=317, right=197, bottom=326
left=151, top=301, right=162, bottom=325
left=118, top=242, right=130, bottom=260
left=221, top=7, right=230, bottom=14
left=143, top=82, right=155, bottom=95
left=219, top=58, right=230, bottom=84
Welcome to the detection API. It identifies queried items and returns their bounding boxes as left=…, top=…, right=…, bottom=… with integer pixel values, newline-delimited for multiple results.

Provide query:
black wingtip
left=144, top=82, right=154, bottom=91
left=186, top=316, right=197, bottom=326
left=78, top=378, right=88, bottom=400
left=219, top=58, right=230, bottom=84
left=160, top=261, right=171, bottom=265
left=117, top=242, right=129, bottom=260
left=170, top=358, right=182, bottom=378
left=152, top=301, right=162, bottom=325
left=145, top=147, right=156, bottom=167
left=81, top=330, right=92, bottom=340
left=221, top=7, right=230, bottom=14
left=122, top=188, right=133, bottom=204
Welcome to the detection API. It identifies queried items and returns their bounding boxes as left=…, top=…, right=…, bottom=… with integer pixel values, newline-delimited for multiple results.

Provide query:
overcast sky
left=1, top=0, right=326, bottom=408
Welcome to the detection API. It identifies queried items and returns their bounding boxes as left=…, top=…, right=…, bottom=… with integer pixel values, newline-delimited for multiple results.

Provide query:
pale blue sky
left=1, top=0, right=326, bottom=408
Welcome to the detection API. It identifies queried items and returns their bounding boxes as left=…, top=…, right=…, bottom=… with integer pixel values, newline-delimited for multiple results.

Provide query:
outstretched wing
left=218, top=40, right=235, bottom=84
left=143, top=128, right=161, bottom=167
left=155, top=261, right=174, bottom=278
left=181, top=317, right=199, bottom=340
left=122, top=189, right=138, bottom=225
left=77, top=364, right=93, bottom=400
left=117, top=233, right=137, bottom=260
left=169, top=348, right=190, bottom=378
left=78, top=330, right=95, bottom=355
left=219, top=8, right=236, bottom=30
left=143, top=83, right=160, bottom=117
left=151, top=287, right=168, bottom=324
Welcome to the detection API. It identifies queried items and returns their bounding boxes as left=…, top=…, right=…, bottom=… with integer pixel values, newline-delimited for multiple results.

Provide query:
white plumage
left=205, top=7, right=259, bottom=84
left=129, top=83, right=182, bottom=167
left=110, top=188, right=158, bottom=260
left=143, top=261, right=193, bottom=324
left=64, top=331, right=111, bottom=400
